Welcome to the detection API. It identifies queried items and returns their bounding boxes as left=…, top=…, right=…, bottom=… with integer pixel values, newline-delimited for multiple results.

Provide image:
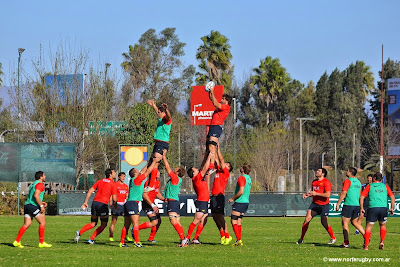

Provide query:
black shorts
left=111, top=204, right=125, bottom=216
left=167, top=200, right=181, bottom=214
left=232, top=202, right=249, bottom=214
left=24, top=204, right=41, bottom=218
left=207, top=125, right=223, bottom=138
left=124, top=201, right=140, bottom=216
left=341, top=205, right=360, bottom=219
left=142, top=201, right=155, bottom=214
left=91, top=201, right=109, bottom=217
left=210, top=195, right=225, bottom=214
left=152, top=141, right=169, bottom=156
left=309, top=203, right=329, bottom=216
left=195, top=200, right=209, bottom=214
left=366, top=207, right=388, bottom=223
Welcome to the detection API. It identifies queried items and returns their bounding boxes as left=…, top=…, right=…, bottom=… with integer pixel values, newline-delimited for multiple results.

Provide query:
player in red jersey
left=108, top=172, right=128, bottom=242
left=138, top=169, right=166, bottom=243
left=13, top=171, right=52, bottom=248
left=211, top=144, right=233, bottom=245
left=297, top=168, right=336, bottom=245
left=201, top=86, right=232, bottom=171
left=74, top=168, right=117, bottom=245
left=184, top=152, right=214, bottom=245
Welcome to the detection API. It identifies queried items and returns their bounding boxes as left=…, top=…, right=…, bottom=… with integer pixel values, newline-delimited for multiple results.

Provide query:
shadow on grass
left=0, top=242, right=19, bottom=247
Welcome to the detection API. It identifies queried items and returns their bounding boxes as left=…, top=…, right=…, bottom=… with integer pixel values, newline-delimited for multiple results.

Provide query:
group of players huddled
left=13, top=83, right=253, bottom=248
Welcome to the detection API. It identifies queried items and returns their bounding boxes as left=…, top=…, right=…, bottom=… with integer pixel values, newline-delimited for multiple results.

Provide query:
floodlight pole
left=379, top=45, right=384, bottom=174
left=233, top=98, right=237, bottom=172
left=17, top=48, right=25, bottom=216
left=296, top=117, right=315, bottom=192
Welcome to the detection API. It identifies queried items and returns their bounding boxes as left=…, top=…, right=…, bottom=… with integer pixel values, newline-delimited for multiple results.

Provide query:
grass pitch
left=1, top=216, right=399, bottom=266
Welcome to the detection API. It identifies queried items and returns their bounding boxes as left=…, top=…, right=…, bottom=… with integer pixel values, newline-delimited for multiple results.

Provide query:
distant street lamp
left=296, top=117, right=315, bottom=192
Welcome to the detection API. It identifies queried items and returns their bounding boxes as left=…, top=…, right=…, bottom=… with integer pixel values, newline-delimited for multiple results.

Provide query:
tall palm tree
left=195, top=30, right=233, bottom=89
left=0, top=62, right=4, bottom=87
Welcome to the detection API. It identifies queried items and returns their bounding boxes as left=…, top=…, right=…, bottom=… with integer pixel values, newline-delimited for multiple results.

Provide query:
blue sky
left=1, top=0, right=399, bottom=104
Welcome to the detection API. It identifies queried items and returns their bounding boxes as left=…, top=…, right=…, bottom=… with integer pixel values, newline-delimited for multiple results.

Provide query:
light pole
left=193, top=104, right=202, bottom=166
left=17, top=48, right=25, bottom=143
left=296, top=117, right=315, bottom=192
left=233, top=98, right=237, bottom=172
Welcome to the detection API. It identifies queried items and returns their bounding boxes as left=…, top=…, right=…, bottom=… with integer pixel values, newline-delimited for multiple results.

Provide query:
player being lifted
left=228, top=164, right=252, bottom=246
left=335, top=167, right=365, bottom=248
left=297, top=168, right=336, bottom=245
left=108, top=172, right=128, bottom=242
left=119, top=159, right=158, bottom=248
left=162, top=150, right=187, bottom=247
left=184, top=152, right=214, bottom=245
left=13, top=171, right=52, bottom=248
left=360, top=172, right=395, bottom=250
left=75, top=168, right=118, bottom=244
left=201, top=83, right=232, bottom=172
left=146, top=100, right=171, bottom=191
left=211, top=143, right=233, bottom=245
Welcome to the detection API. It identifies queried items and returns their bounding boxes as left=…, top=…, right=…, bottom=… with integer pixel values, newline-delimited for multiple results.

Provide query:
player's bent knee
left=149, top=216, right=158, bottom=222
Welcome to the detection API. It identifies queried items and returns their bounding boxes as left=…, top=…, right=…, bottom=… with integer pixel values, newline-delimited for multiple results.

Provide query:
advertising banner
left=190, top=85, right=224, bottom=125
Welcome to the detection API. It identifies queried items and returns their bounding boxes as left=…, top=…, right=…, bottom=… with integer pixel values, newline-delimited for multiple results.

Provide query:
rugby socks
left=139, top=222, right=151, bottom=230
left=90, top=225, right=105, bottom=240
left=301, top=222, right=309, bottom=240
left=194, top=223, right=204, bottom=239
left=133, top=226, right=140, bottom=243
left=232, top=224, right=239, bottom=240
left=380, top=226, right=387, bottom=243
left=148, top=168, right=158, bottom=188
left=186, top=222, right=196, bottom=239
left=327, top=225, right=335, bottom=239
left=39, top=225, right=45, bottom=244
left=16, top=225, right=27, bottom=242
left=344, top=239, right=349, bottom=245
left=220, top=229, right=225, bottom=238
left=80, top=223, right=95, bottom=234
left=225, top=232, right=230, bottom=239
left=173, top=223, right=185, bottom=240
left=148, top=226, right=157, bottom=241
left=364, top=230, right=371, bottom=247
left=238, top=225, right=242, bottom=240
left=120, top=227, right=127, bottom=244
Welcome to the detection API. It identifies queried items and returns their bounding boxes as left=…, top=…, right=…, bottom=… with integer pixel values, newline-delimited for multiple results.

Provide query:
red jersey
left=211, top=166, right=230, bottom=195
left=311, top=178, right=331, bottom=205
left=193, top=173, right=209, bottom=201
left=144, top=179, right=161, bottom=203
left=115, top=181, right=129, bottom=204
left=92, top=178, right=117, bottom=204
left=210, top=104, right=230, bottom=125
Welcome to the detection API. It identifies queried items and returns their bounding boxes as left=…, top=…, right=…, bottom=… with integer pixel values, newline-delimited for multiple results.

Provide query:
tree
left=0, top=62, right=3, bottom=87
left=195, top=30, right=234, bottom=92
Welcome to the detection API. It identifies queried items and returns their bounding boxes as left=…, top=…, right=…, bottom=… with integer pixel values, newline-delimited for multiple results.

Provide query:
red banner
left=190, top=85, right=224, bottom=125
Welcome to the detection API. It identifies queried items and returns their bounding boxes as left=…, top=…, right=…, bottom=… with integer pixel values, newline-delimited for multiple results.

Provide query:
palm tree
left=0, top=62, right=4, bottom=87
left=250, top=56, right=290, bottom=126
left=195, top=30, right=233, bottom=90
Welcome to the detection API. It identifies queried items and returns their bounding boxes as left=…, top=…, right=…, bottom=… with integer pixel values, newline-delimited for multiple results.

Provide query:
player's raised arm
left=209, top=87, right=222, bottom=109
left=200, top=152, right=214, bottom=177
left=162, top=150, right=172, bottom=174
left=161, top=103, right=171, bottom=122
left=217, top=143, right=225, bottom=169
left=143, top=157, right=159, bottom=177
left=147, top=99, right=159, bottom=113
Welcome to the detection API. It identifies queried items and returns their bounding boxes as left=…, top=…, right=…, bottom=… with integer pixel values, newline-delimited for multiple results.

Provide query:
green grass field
left=1, top=216, right=399, bottom=266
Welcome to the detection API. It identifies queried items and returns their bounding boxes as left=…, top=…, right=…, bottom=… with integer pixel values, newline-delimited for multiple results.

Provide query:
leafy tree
left=0, top=62, right=3, bottom=87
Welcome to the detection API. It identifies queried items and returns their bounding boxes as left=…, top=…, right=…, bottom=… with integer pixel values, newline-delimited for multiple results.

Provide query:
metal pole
left=306, top=140, right=309, bottom=189
left=104, top=63, right=110, bottom=171
left=322, top=152, right=326, bottom=168
left=334, top=141, right=337, bottom=191
left=178, top=126, right=181, bottom=166
left=233, top=98, right=237, bottom=172
left=380, top=44, right=384, bottom=174
left=352, top=133, right=356, bottom=167
left=17, top=48, right=25, bottom=216
left=299, top=119, right=303, bottom=192
left=286, top=149, right=290, bottom=176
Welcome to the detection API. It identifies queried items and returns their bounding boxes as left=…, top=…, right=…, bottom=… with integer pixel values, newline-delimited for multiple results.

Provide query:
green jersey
left=235, top=174, right=251, bottom=203
left=164, top=172, right=182, bottom=201
left=128, top=174, right=147, bottom=201
left=25, top=180, right=45, bottom=207
left=154, top=117, right=171, bottom=142
left=343, top=177, right=362, bottom=206
left=366, top=183, right=390, bottom=208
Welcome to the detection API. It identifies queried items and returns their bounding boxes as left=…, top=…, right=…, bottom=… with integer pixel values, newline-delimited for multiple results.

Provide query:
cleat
left=147, top=239, right=157, bottom=243
left=379, top=242, right=384, bottom=250
left=88, top=239, right=95, bottom=245
left=192, top=238, right=202, bottom=245
left=178, top=239, right=189, bottom=247
left=126, top=236, right=133, bottom=242
left=354, top=230, right=360, bottom=235
left=74, top=231, right=80, bottom=243
left=328, top=238, right=336, bottom=245
left=38, top=242, right=52, bottom=248
left=224, top=236, right=233, bottom=245
left=13, top=241, right=24, bottom=248
left=233, top=240, right=243, bottom=246
left=220, top=236, right=226, bottom=244
left=109, top=237, right=115, bottom=242
left=119, top=242, right=128, bottom=248
left=339, top=243, right=349, bottom=248
left=133, top=242, right=143, bottom=248
left=296, top=239, right=304, bottom=244
left=363, top=245, right=369, bottom=250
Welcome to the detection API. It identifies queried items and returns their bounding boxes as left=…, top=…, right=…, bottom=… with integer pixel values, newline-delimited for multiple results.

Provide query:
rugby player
left=360, top=172, right=395, bottom=250
left=228, top=164, right=252, bottom=246
left=211, top=144, right=233, bottom=245
left=184, top=152, right=214, bottom=245
left=75, top=168, right=117, bottom=244
left=354, top=174, right=373, bottom=235
left=119, top=159, right=159, bottom=248
left=13, top=171, right=52, bottom=248
left=297, top=168, right=336, bottom=245
left=109, top=172, right=128, bottom=242
left=162, top=150, right=187, bottom=247
left=335, top=167, right=365, bottom=248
